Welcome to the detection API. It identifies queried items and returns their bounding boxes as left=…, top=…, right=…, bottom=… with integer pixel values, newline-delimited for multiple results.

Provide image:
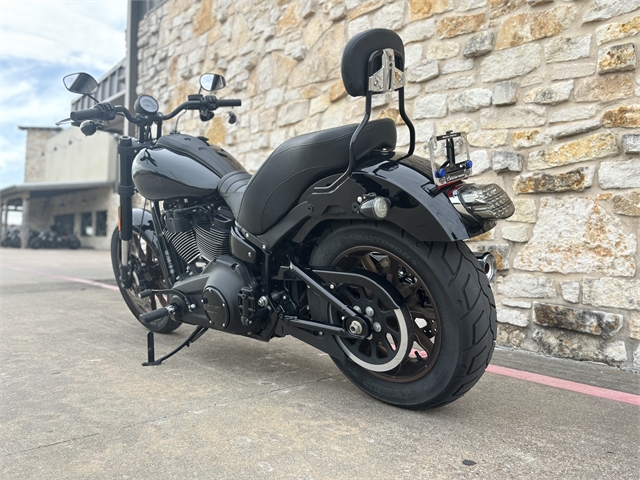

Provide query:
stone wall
left=136, top=0, right=640, bottom=369
left=21, top=127, right=62, bottom=183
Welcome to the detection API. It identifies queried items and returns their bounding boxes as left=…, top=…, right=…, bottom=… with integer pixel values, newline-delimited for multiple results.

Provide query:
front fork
left=117, top=136, right=139, bottom=285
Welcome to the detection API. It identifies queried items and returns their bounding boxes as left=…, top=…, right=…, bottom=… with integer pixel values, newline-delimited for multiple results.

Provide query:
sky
left=0, top=0, right=128, bottom=190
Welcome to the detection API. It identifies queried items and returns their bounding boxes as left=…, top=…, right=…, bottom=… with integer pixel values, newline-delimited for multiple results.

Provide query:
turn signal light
left=360, top=197, right=390, bottom=220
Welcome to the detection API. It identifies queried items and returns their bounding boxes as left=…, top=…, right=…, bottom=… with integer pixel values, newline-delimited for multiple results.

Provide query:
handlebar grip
left=217, top=99, right=242, bottom=107
left=70, top=107, right=102, bottom=121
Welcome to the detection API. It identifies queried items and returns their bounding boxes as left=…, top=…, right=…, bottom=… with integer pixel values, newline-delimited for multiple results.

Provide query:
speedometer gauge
left=134, top=95, right=159, bottom=114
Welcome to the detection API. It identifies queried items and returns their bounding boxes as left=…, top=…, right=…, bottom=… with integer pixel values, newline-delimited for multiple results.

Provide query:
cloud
left=1, top=66, right=74, bottom=125
left=1, top=0, right=127, bottom=71
left=0, top=133, right=26, bottom=189
left=0, top=134, right=25, bottom=170
left=0, top=0, right=127, bottom=189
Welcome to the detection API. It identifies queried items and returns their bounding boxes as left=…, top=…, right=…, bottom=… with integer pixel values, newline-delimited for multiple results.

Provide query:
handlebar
left=217, top=99, right=242, bottom=107
left=161, top=100, right=202, bottom=120
left=70, top=107, right=102, bottom=122
left=161, top=96, right=242, bottom=120
left=67, top=95, right=241, bottom=126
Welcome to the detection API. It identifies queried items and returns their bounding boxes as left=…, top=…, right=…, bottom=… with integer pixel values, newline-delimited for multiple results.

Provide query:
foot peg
left=139, top=304, right=176, bottom=324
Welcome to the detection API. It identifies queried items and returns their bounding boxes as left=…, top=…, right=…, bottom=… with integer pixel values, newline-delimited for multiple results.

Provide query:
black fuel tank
left=132, top=134, right=246, bottom=201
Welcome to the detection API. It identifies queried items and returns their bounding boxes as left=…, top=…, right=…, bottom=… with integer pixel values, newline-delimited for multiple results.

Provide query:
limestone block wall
left=136, top=0, right=640, bottom=369
left=22, top=128, right=62, bottom=183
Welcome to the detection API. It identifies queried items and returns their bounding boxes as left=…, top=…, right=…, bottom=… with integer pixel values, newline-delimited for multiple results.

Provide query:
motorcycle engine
left=161, top=201, right=265, bottom=335
left=162, top=201, right=232, bottom=270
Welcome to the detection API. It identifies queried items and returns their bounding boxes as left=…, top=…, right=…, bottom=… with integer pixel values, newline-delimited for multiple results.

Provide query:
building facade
left=131, top=0, right=639, bottom=368
left=0, top=61, right=127, bottom=250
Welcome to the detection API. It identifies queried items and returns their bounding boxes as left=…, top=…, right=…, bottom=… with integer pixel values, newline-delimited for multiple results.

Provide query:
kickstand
left=142, top=326, right=208, bottom=366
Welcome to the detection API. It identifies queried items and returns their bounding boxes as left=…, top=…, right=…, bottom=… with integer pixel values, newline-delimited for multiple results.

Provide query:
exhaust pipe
left=475, top=252, right=497, bottom=283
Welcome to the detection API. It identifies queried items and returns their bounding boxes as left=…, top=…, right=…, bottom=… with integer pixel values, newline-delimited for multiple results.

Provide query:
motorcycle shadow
left=150, top=328, right=493, bottom=416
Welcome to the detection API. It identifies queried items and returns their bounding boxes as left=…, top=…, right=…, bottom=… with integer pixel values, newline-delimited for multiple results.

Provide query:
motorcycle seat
left=219, top=118, right=396, bottom=234
left=218, top=170, right=251, bottom=219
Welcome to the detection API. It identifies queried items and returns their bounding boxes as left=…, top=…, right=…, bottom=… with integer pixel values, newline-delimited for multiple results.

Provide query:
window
left=96, top=211, right=107, bottom=237
left=140, top=0, right=167, bottom=18
left=81, top=212, right=93, bottom=236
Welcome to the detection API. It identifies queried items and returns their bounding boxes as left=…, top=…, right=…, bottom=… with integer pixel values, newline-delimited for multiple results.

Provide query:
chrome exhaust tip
left=475, top=252, right=497, bottom=283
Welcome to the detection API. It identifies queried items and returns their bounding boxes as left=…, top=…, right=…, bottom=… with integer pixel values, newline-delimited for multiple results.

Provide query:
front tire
left=310, top=222, right=496, bottom=409
left=110, top=227, right=181, bottom=334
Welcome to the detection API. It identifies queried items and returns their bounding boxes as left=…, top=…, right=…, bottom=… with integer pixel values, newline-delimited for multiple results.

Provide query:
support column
left=1, top=203, right=7, bottom=239
left=20, top=195, right=30, bottom=249
left=125, top=0, right=140, bottom=137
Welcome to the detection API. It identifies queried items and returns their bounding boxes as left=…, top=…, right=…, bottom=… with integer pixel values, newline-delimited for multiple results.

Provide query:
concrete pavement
left=1, top=248, right=638, bottom=479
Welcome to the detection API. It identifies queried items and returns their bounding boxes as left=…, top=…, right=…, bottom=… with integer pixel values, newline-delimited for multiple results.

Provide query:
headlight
left=450, top=184, right=515, bottom=222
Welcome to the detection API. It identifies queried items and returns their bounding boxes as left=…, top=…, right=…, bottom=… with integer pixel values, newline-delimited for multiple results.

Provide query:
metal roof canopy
left=0, top=181, right=115, bottom=206
left=18, top=126, right=62, bottom=132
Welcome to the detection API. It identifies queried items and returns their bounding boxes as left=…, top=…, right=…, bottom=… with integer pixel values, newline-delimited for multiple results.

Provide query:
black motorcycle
left=30, top=228, right=81, bottom=249
left=58, top=29, right=513, bottom=409
left=1, top=226, right=21, bottom=248
left=2, top=227, right=38, bottom=248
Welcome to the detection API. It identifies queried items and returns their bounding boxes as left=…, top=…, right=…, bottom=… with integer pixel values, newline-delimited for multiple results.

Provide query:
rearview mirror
left=200, top=73, right=226, bottom=92
left=63, top=73, right=98, bottom=95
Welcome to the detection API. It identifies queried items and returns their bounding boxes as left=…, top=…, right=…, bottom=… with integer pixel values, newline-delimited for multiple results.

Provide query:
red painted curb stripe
left=6, top=265, right=120, bottom=292
left=487, top=364, right=640, bottom=406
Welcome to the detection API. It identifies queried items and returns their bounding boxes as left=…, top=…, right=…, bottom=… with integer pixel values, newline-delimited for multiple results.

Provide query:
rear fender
left=354, top=156, right=478, bottom=241
left=291, top=155, right=489, bottom=244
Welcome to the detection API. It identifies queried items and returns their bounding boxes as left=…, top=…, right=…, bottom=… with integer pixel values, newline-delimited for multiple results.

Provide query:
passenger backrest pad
left=341, top=29, right=405, bottom=98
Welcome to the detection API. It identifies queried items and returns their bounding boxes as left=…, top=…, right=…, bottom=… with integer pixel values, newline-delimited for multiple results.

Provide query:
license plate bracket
left=427, top=131, right=472, bottom=188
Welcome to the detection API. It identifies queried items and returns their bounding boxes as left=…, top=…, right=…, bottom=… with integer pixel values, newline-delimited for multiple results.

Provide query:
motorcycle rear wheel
left=110, top=227, right=181, bottom=334
left=310, top=222, right=496, bottom=410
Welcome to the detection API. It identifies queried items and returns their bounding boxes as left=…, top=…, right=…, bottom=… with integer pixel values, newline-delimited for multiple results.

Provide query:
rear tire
left=310, top=222, right=496, bottom=409
left=110, top=227, right=181, bottom=334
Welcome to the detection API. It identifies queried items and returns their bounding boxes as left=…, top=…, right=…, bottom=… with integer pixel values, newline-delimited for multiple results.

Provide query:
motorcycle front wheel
left=110, top=227, right=181, bottom=334
left=310, top=222, right=496, bottom=410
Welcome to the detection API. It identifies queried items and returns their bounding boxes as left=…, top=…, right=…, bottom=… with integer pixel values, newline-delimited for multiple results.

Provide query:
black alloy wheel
left=310, top=222, right=496, bottom=409
left=110, top=227, right=181, bottom=334
left=330, top=247, right=442, bottom=382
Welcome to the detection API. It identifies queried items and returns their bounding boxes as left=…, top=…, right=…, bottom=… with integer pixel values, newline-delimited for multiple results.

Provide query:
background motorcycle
left=2, top=227, right=39, bottom=248
left=30, top=228, right=81, bottom=249
left=1, top=226, right=20, bottom=248
left=58, top=29, right=513, bottom=409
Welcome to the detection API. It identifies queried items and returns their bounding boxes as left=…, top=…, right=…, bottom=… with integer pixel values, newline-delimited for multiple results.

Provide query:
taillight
left=449, top=183, right=515, bottom=222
